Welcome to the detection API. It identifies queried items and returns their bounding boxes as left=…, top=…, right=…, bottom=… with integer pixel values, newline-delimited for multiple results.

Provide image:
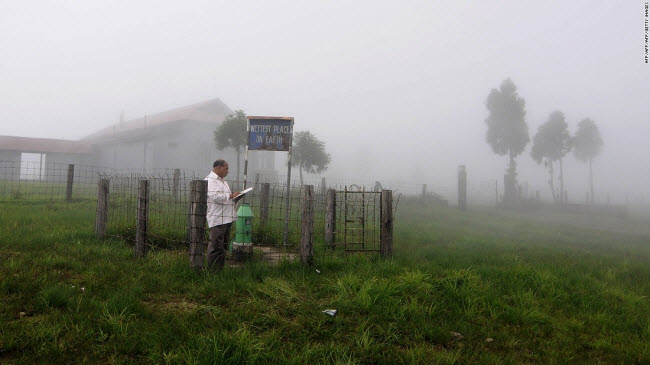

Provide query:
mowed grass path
left=1, top=200, right=649, bottom=363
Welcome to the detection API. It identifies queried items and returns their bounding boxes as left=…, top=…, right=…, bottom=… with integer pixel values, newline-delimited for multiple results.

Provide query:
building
left=0, top=135, right=95, bottom=180
left=0, top=98, right=277, bottom=181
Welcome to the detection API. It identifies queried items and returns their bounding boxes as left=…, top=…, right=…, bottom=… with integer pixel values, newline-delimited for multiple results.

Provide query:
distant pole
left=458, top=165, right=467, bottom=211
left=135, top=179, right=150, bottom=258
left=39, top=153, right=43, bottom=181
left=325, top=189, right=336, bottom=250
left=66, top=164, right=74, bottom=202
left=421, top=184, right=427, bottom=201
left=300, top=185, right=314, bottom=266
left=172, top=168, right=180, bottom=201
left=380, top=190, right=393, bottom=258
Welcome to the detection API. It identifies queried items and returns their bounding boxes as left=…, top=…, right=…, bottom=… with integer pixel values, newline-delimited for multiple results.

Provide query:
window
left=20, top=152, right=46, bottom=180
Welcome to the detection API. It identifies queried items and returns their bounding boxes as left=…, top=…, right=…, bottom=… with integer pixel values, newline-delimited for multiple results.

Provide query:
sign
left=243, top=115, right=294, bottom=246
left=247, top=117, right=293, bottom=151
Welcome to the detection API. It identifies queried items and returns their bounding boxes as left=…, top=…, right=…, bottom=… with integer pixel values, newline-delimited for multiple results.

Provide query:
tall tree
left=291, top=131, right=331, bottom=185
left=485, top=78, right=529, bottom=200
left=213, top=110, right=247, bottom=182
left=530, top=111, right=572, bottom=203
left=573, top=118, right=603, bottom=204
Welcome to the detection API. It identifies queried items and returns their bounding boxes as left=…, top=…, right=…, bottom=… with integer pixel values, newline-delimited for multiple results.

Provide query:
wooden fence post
left=186, top=199, right=191, bottom=245
left=260, top=182, right=270, bottom=226
left=95, top=178, right=110, bottom=238
left=135, top=179, right=150, bottom=258
left=172, top=168, right=180, bottom=201
left=325, top=188, right=336, bottom=250
left=300, top=185, right=314, bottom=266
left=189, top=180, right=208, bottom=270
left=380, top=190, right=393, bottom=258
left=66, top=164, right=74, bottom=202
left=458, top=165, right=467, bottom=211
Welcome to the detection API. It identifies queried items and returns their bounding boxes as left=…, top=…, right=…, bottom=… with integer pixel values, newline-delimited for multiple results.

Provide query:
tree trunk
left=559, top=158, right=564, bottom=205
left=589, top=158, right=594, bottom=205
left=547, top=159, right=557, bottom=203
left=507, top=150, right=515, bottom=201
left=508, top=150, right=514, bottom=177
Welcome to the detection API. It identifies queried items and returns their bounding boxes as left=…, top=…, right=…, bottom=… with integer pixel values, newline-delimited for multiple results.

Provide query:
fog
left=1, top=1, right=648, bottom=203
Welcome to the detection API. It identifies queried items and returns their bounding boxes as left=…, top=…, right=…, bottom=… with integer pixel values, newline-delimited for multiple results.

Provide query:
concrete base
left=232, top=242, right=253, bottom=262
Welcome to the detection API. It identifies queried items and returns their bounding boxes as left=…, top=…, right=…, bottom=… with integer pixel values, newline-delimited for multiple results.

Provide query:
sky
left=1, top=1, right=648, bottom=202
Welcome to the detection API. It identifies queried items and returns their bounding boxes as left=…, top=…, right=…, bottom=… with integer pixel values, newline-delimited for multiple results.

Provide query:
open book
left=233, top=187, right=253, bottom=203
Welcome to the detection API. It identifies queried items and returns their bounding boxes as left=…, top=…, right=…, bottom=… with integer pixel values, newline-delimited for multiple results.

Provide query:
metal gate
left=339, top=186, right=381, bottom=253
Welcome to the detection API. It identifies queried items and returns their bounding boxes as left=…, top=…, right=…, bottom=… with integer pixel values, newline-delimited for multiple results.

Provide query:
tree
left=291, top=131, right=331, bottom=185
left=573, top=118, right=603, bottom=204
left=530, top=111, right=572, bottom=203
left=214, top=110, right=247, bottom=182
left=485, top=78, right=529, bottom=200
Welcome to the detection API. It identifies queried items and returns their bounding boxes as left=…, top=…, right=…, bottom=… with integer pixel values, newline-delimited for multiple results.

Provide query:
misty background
left=1, top=1, right=648, bottom=203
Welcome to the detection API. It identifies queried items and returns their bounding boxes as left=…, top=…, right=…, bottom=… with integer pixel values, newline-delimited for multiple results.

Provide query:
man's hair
left=213, top=159, right=226, bottom=168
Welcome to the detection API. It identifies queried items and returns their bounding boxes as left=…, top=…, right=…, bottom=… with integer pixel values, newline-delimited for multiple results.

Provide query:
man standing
left=205, top=159, right=240, bottom=270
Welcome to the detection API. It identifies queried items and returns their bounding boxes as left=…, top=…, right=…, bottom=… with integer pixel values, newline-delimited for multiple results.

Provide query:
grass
left=1, top=200, right=649, bottom=363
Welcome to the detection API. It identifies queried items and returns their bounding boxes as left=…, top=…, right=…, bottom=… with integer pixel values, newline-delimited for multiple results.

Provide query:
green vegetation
left=1, top=200, right=649, bottom=363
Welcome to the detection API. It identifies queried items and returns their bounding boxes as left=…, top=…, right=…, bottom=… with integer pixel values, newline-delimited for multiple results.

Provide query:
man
left=205, top=159, right=240, bottom=270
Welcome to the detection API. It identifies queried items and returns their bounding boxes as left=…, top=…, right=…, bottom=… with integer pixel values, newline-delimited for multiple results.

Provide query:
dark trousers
left=208, top=223, right=232, bottom=270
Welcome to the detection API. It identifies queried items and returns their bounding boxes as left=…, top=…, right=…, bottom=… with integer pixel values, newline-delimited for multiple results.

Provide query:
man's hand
left=230, top=192, right=240, bottom=200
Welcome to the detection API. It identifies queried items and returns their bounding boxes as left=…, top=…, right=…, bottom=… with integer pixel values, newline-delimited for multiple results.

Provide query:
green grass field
left=1, top=199, right=649, bottom=363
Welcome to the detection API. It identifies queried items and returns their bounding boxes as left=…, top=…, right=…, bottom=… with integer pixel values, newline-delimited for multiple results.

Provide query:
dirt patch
left=143, top=298, right=199, bottom=312
left=225, top=246, right=296, bottom=267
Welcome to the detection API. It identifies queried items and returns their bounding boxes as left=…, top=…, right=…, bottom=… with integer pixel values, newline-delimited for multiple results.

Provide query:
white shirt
left=205, top=171, right=237, bottom=227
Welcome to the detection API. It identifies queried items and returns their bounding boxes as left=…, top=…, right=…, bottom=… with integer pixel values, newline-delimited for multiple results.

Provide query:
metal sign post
left=284, top=126, right=293, bottom=246
left=244, top=116, right=294, bottom=246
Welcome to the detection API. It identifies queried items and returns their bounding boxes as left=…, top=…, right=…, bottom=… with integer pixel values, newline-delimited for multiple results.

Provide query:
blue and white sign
left=247, top=117, right=293, bottom=151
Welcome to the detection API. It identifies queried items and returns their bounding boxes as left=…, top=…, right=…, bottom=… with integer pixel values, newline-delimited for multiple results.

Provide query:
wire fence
left=0, top=160, right=502, bottom=208
left=4, top=159, right=645, bottom=266
left=12, top=160, right=611, bottom=266
left=0, top=160, right=111, bottom=201
left=95, top=171, right=396, bottom=266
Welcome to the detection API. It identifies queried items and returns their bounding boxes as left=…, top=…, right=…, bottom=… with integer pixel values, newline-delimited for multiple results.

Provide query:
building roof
left=83, top=98, right=232, bottom=142
left=0, top=135, right=95, bottom=154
